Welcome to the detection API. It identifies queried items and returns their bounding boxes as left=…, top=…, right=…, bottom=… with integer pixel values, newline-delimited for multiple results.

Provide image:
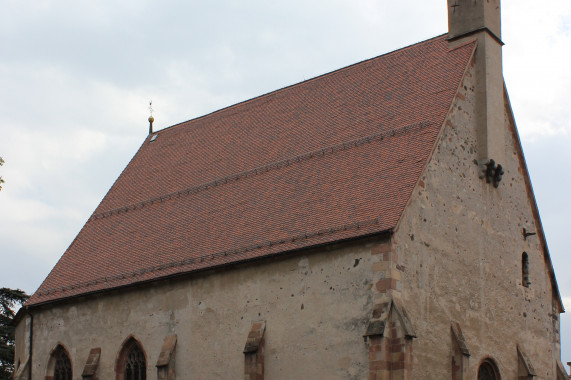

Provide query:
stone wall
left=25, top=237, right=382, bottom=380
left=12, top=313, right=30, bottom=379
left=393, top=62, right=561, bottom=379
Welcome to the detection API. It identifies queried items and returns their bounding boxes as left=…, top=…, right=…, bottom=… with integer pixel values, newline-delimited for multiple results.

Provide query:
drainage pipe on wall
left=27, top=311, right=33, bottom=380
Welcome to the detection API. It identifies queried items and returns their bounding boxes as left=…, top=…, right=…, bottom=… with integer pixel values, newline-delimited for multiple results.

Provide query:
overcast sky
left=1, top=0, right=570, bottom=365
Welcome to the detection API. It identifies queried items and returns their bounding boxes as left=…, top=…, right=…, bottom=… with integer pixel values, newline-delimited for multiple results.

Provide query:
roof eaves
left=392, top=39, right=478, bottom=234
left=26, top=228, right=394, bottom=309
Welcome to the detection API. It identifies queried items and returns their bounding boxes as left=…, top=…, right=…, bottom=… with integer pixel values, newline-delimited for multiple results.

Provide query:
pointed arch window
left=117, top=337, right=147, bottom=380
left=46, top=344, right=72, bottom=380
left=478, top=359, right=500, bottom=380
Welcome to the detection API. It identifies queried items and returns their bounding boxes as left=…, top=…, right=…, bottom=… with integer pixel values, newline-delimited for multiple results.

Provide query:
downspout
left=28, top=311, right=33, bottom=380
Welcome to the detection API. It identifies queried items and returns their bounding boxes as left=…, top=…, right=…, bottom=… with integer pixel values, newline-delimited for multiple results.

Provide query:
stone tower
left=448, top=0, right=505, bottom=164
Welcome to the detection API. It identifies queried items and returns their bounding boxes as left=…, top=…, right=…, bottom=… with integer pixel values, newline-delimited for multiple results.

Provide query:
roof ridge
left=35, top=216, right=385, bottom=299
left=153, top=34, right=448, bottom=135
left=92, top=121, right=432, bottom=220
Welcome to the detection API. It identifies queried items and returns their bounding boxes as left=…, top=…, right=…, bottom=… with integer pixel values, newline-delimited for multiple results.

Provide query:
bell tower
left=448, top=0, right=501, bottom=41
left=448, top=0, right=505, bottom=165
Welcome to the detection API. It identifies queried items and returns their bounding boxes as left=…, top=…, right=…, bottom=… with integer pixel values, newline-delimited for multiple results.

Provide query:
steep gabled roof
left=28, top=35, right=476, bottom=306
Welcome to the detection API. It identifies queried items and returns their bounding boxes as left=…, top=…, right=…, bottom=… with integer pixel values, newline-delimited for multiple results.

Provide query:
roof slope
left=28, top=35, right=476, bottom=306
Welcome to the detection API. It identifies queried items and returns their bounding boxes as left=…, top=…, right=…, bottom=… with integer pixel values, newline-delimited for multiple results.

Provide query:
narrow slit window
left=522, top=252, right=530, bottom=288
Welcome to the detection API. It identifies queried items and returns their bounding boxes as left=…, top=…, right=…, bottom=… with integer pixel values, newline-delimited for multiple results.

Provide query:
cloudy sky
left=1, top=0, right=570, bottom=364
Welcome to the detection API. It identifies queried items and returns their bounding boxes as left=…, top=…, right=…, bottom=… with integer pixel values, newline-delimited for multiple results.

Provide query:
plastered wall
left=27, top=238, right=381, bottom=380
left=12, top=314, right=30, bottom=379
left=394, top=62, right=561, bottom=379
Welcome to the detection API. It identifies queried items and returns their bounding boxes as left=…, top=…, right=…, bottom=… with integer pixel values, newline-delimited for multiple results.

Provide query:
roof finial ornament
left=148, top=100, right=155, bottom=135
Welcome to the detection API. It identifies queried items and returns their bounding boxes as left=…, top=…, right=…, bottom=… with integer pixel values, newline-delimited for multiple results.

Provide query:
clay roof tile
left=27, top=35, right=476, bottom=306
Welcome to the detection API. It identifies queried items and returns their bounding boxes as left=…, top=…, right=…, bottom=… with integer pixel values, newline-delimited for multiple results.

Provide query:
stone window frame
left=451, top=321, right=470, bottom=380
left=364, top=296, right=415, bottom=380
left=243, top=321, right=266, bottom=380
left=156, top=334, right=177, bottom=380
left=81, top=347, right=101, bottom=379
left=115, top=335, right=148, bottom=380
left=45, top=343, right=72, bottom=380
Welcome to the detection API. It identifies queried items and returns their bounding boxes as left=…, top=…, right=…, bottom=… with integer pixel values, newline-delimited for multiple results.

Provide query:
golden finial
left=148, top=100, right=154, bottom=134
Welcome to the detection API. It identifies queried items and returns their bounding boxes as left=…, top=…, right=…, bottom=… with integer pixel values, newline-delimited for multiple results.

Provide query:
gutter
left=26, top=229, right=394, bottom=309
left=28, top=311, right=33, bottom=380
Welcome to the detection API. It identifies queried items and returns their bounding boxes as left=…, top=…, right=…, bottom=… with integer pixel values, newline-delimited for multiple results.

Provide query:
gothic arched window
left=117, top=337, right=147, bottom=380
left=478, top=359, right=500, bottom=380
left=47, top=344, right=72, bottom=380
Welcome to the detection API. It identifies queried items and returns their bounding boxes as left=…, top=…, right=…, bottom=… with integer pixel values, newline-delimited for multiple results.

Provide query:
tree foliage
left=0, top=288, right=28, bottom=380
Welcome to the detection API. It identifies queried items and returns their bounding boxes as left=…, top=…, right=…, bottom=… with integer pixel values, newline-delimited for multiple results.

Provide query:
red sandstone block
left=392, top=361, right=406, bottom=370
left=372, top=242, right=392, bottom=255
left=370, top=350, right=388, bottom=362
left=369, top=336, right=382, bottom=344
left=391, top=344, right=404, bottom=353
left=370, top=361, right=390, bottom=371
left=390, top=328, right=399, bottom=339
left=374, top=370, right=392, bottom=380
left=370, top=343, right=382, bottom=352
left=376, top=279, right=398, bottom=292
left=391, top=352, right=405, bottom=362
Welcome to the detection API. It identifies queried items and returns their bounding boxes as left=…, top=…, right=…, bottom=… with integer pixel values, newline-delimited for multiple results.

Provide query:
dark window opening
left=478, top=359, right=501, bottom=380
left=53, top=346, right=72, bottom=380
left=522, top=252, right=530, bottom=287
left=122, top=339, right=146, bottom=380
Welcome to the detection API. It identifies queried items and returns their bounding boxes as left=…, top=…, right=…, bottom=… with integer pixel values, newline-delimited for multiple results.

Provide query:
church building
left=13, top=0, right=568, bottom=379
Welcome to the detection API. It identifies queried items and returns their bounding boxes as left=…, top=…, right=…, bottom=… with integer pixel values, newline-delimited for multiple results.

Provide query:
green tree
left=0, top=288, right=28, bottom=380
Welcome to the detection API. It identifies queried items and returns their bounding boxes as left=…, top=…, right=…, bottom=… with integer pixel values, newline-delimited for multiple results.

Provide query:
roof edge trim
left=392, top=40, right=478, bottom=234
left=447, top=27, right=504, bottom=46
left=27, top=229, right=393, bottom=308
left=503, top=83, right=564, bottom=313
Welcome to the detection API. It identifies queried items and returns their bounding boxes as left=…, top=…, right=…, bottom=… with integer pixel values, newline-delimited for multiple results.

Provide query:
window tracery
left=51, top=345, right=72, bottom=380
left=118, top=338, right=147, bottom=380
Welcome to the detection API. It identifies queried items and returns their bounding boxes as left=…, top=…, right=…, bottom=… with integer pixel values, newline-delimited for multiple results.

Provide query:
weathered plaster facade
left=14, top=56, right=564, bottom=380
left=12, top=314, right=30, bottom=379
left=393, top=61, right=562, bottom=379
left=20, top=238, right=387, bottom=379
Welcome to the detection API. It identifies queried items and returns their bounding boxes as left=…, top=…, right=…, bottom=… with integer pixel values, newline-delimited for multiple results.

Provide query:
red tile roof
left=28, top=35, right=476, bottom=306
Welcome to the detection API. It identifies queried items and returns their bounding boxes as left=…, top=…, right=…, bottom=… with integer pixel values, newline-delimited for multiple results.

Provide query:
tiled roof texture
left=28, top=35, right=476, bottom=306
